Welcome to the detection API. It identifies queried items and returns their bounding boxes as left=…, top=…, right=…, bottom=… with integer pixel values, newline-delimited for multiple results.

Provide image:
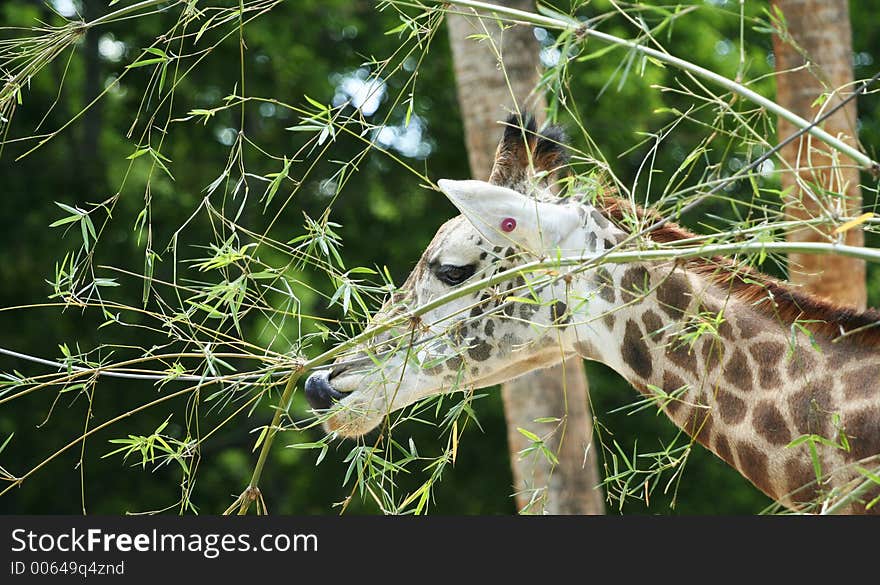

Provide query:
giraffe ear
left=437, top=179, right=581, bottom=252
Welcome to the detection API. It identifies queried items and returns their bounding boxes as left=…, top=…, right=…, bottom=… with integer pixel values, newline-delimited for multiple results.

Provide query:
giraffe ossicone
left=304, top=114, right=880, bottom=514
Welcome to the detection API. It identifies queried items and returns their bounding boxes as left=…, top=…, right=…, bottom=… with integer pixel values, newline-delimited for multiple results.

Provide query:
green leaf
left=188, top=108, right=216, bottom=124
left=303, top=95, right=327, bottom=112
left=143, top=47, right=168, bottom=58
left=49, top=214, right=82, bottom=228
left=516, top=427, right=541, bottom=442
left=251, top=426, right=269, bottom=452
left=126, top=58, right=168, bottom=69
left=786, top=435, right=812, bottom=448
left=506, top=296, right=540, bottom=305
left=811, top=94, right=829, bottom=108
left=384, top=21, right=409, bottom=36
left=285, top=124, right=325, bottom=132
left=249, top=270, right=278, bottom=280
left=0, top=433, right=13, bottom=455
left=55, top=202, right=81, bottom=215
left=127, top=148, right=150, bottom=160
left=263, top=157, right=292, bottom=211
left=158, top=61, right=168, bottom=95
left=287, top=442, right=326, bottom=450
left=49, top=202, right=84, bottom=228
left=540, top=444, right=560, bottom=465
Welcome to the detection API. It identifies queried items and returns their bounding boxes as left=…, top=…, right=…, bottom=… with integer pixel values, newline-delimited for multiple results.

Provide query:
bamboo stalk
left=234, top=372, right=302, bottom=515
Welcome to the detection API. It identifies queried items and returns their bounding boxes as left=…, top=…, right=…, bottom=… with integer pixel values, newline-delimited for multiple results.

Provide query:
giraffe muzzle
left=304, top=369, right=349, bottom=411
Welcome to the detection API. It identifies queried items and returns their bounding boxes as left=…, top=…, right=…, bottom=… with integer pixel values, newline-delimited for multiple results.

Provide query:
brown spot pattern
left=656, top=272, right=691, bottom=320
left=665, top=341, right=698, bottom=376
left=574, top=340, right=599, bottom=358
left=714, top=434, right=734, bottom=465
left=701, top=337, right=726, bottom=370
left=551, top=301, right=570, bottom=325
left=641, top=310, right=664, bottom=342
left=826, top=347, right=857, bottom=370
left=621, top=266, right=650, bottom=303
left=753, top=402, right=792, bottom=446
left=723, top=348, right=753, bottom=392
left=784, top=459, right=820, bottom=506
left=787, top=377, right=834, bottom=437
left=736, top=314, right=763, bottom=339
left=662, top=371, right=686, bottom=417
left=446, top=355, right=463, bottom=372
left=749, top=341, right=785, bottom=388
left=716, top=390, right=747, bottom=425
left=598, top=194, right=880, bottom=349
left=736, top=442, right=774, bottom=497
left=718, top=317, right=735, bottom=341
left=700, top=299, right=734, bottom=340
left=843, top=364, right=880, bottom=401
left=786, top=350, right=815, bottom=378
left=682, top=396, right=713, bottom=444
left=593, top=267, right=616, bottom=304
left=467, top=338, right=492, bottom=362
left=845, top=406, right=880, bottom=462
left=622, top=320, right=653, bottom=380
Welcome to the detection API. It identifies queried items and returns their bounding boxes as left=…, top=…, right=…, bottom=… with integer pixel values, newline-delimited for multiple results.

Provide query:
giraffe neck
left=571, top=258, right=880, bottom=512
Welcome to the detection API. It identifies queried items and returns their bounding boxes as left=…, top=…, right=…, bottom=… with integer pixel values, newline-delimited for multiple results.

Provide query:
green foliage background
left=1, top=0, right=878, bottom=514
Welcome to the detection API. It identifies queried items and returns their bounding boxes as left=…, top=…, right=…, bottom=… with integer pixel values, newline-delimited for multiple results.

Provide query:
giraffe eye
left=434, top=264, right=476, bottom=286
left=500, top=217, right=517, bottom=232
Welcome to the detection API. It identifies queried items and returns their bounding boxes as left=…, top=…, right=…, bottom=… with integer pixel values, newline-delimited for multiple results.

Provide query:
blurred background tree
left=1, top=0, right=878, bottom=514
left=447, top=0, right=604, bottom=515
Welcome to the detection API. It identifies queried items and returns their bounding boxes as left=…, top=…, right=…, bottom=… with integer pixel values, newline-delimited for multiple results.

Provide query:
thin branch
left=427, top=0, right=879, bottom=171
left=4, top=239, right=880, bottom=390
left=0, top=346, right=291, bottom=383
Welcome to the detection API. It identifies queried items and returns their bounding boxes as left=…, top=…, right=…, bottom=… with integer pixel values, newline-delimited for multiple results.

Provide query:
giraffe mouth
left=304, top=369, right=353, bottom=411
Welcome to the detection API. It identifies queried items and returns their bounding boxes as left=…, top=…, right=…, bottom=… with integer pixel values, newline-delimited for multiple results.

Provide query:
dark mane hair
left=599, top=196, right=880, bottom=347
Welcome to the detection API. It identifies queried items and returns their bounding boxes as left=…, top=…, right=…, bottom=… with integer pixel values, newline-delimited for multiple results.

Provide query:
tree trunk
left=773, top=0, right=865, bottom=309
left=447, top=2, right=605, bottom=515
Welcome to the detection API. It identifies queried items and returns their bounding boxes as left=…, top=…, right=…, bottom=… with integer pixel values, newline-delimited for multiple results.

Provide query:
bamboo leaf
left=834, top=212, right=874, bottom=234
left=516, top=427, right=541, bottom=442
left=126, top=57, right=167, bottom=69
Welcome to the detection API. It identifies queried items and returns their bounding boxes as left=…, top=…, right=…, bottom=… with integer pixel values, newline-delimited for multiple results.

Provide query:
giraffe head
left=304, top=115, right=622, bottom=436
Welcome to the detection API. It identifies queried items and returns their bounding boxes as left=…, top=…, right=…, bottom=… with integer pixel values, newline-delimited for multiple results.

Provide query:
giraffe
left=304, top=114, right=880, bottom=514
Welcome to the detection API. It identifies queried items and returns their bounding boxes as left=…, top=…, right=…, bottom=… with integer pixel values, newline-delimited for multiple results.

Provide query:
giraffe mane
left=599, top=196, right=880, bottom=348
left=487, top=111, right=880, bottom=346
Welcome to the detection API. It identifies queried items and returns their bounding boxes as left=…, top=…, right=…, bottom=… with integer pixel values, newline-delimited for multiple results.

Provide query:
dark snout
left=304, top=369, right=348, bottom=411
